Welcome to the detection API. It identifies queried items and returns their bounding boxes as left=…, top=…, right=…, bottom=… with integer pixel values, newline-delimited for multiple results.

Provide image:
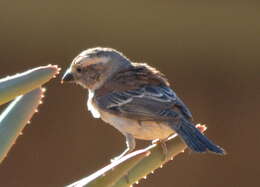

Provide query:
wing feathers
left=95, top=85, right=192, bottom=121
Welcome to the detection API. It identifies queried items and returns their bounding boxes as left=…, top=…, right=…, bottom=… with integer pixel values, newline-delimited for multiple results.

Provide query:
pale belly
left=100, top=111, right=174, bottom=140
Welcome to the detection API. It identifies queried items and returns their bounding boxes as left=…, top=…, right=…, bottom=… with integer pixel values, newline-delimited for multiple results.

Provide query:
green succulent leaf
left=67, top=149, right=150, bottom=187
left=0, top=88, right=44, bottom=163
left=113, top=125, right=206, bottom=186
left=113, top=136, right=186, bottom=187
left=67, top=125, right=206, bottom=187
left=0, top=65, right=60, bottom=105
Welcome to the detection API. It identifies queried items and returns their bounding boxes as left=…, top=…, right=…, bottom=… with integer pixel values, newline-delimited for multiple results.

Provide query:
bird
left=61, top=47, right=225, bottom=161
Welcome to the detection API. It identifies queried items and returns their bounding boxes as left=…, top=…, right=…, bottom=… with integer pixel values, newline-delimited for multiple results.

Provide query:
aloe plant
left=0, top=65, right=60, bottom=163
left=67, top=125, right=206, bottom=187
left=0, top=65, right=60, bottom=105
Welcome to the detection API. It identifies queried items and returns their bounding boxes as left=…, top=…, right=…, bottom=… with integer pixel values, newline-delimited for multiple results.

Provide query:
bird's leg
left=160, top=140, right=168, bottom=161
left=152, top=139, right=168, bottom=161
left=111, top=133, right=136, bottom=162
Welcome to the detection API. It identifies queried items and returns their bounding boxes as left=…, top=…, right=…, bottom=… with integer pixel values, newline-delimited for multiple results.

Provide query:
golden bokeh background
left=0, top=0, right=259, bottom=186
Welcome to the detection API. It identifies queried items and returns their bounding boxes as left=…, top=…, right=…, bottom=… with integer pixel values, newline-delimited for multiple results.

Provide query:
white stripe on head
left=73, top=55, right=111, bottom=67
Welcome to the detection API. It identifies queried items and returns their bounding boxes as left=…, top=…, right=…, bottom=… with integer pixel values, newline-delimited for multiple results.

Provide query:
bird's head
left=61, top=47, right=131, bottom=90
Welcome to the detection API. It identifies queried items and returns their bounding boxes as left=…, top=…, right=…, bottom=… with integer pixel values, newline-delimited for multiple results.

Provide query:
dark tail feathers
left=172, top=119, right=225, bottom=154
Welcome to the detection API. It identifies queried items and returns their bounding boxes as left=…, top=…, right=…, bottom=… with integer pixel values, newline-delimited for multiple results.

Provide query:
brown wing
left=94, top=63, right=192, bottom=121
left=94, top=85, right=193, bottom=121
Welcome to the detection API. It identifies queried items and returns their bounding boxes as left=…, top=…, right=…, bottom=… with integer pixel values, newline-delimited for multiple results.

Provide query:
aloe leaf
left=67, top=149, right=151, bottom=187
left=0, top=65, right=60, bottom=105
left=113, top=124, right=207, bottom=186
left=67, top=125, right=206, bottom=187
left=0, top=88, right=44, bottom=163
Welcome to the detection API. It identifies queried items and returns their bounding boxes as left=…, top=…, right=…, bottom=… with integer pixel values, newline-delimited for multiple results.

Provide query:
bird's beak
left=61, top=69, right=75, bottom=83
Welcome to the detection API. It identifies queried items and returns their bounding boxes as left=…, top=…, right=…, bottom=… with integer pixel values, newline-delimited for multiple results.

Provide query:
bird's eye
left=76, top=67, right=82, bottom=73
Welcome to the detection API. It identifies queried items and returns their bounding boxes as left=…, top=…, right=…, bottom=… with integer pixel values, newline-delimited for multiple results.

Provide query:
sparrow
left=62, top=47, right=225, bottom=160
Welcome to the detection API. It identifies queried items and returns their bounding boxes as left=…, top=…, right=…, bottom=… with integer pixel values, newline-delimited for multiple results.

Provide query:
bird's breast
left=87, top=90, right=101, bottom=118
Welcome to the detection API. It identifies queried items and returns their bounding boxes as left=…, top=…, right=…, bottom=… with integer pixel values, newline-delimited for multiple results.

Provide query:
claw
left=110, top=154, right=124, bottom=163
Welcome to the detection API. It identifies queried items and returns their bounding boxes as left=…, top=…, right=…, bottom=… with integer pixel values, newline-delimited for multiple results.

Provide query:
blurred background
left=0, top=0, right=259, bottom=186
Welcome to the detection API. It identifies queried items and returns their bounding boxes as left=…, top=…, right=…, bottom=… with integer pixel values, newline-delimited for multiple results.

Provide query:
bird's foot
left=152, top=139, right=160, bottom=144
left=110, top=149, right=130, bottom=163
left=152, top=139, right=168, bottom=161
left=110, top=155, right=124, bottom=163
